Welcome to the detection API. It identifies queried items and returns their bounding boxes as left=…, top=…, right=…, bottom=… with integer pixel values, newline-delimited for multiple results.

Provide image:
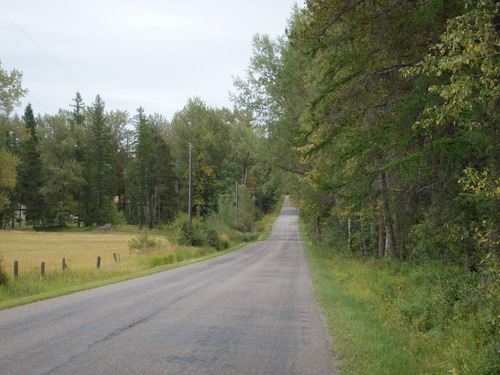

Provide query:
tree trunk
left=380, top=172, right=398, bottom=258
left=361, top=238, right=367, bottom=257
left=315, top=216, right=321, bottom=236
left=381, top=199, right=397, bottom=258
left=147, top=193, right=154, bottom=229
left=347, top=217, right=351, bottom=251
left=378, top=209, right=386, bottom=257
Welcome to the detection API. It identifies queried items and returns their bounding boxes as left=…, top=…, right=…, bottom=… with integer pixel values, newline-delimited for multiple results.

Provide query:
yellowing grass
left=0, top=230, right=167, bottom=275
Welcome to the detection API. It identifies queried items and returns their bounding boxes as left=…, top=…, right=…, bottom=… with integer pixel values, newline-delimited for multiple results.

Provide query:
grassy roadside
left=300, top=224, right=500, bottom=374
left=301, top=230, right=419, bottom=374
left=0, top=243, right=246, bottom=311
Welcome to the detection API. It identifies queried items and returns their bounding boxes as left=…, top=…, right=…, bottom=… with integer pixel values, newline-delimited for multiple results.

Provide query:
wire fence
left=8, top=253, right=122, bottom=277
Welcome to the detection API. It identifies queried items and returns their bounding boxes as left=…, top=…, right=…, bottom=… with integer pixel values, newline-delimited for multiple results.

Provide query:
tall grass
left=301, top=225, right=500, bottom=374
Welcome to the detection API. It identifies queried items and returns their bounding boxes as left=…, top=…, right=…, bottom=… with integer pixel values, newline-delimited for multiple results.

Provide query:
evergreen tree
left=16, top=104, right=44, bottom=224
left=69, top=92, right=86, bottom=226
left=81, top=95, right=114, bottom=226
left=126, top=108, right=176, bottom=229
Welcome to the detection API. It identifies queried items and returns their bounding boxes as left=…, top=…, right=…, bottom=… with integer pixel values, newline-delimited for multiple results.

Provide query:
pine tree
left=69, top=92, right=86, bottom=226
left=82, top=95, right=114, bottom=226
left=126, top=108, right=176, bottom=229
left=16, top=104, right=44, bottom=224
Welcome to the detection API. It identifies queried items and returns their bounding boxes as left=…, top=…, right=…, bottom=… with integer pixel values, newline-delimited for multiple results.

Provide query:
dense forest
left=232, top=0, right=499, bottom=272
left=1, top=0, right=499, bottom=268
left=0, top=90, right=284, bottom=231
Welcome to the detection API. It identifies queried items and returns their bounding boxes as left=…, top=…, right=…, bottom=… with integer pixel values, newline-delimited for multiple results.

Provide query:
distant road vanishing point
left=0, top=197, right=337, bottom=375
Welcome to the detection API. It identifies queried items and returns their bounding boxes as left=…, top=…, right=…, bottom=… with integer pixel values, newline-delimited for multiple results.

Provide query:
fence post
left=113, top=253, right=117, bottom=263
left=40, top=262, right=45, bottom=276
left=14, top=260, right=18, bottom=277
left=96, top=256, right=101, bottom=269
left=62, top=258, right=67, bottom=271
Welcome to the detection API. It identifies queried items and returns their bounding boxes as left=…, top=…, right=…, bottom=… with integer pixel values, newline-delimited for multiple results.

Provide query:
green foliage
left=109, top=203, right=127, bottom=225
left=0, top=61, right=29, bottom=218
left=231, top=0, right=499, bottom=269
left=0, top=254, right=7, bottom=287
left=305, top=227, right=500, bottom=374
left=166, top=205, right=256, bottom=250
left=0, top=60, right=28, bottom=116
left=142, top=253, right=177, bottom=268
left=128, top=232, right=163, bottom=255
left=38, top=113, right=85, bottom=226
left=0, top=70, right=281, bottom=230
left=16, top=104, right=45, bottom=223
left=165, top=213, right=207, bottom=248
left=217, top=193, right=235, bottom=228
left=303, top=235, right=419, bottom=374
left=236, top=184, right=255, bottom=232
left=0, top=149, right=19, bottom=214
left=125, top=108, right=176, bottom=229
left=81, top=95, right=115, bottom=226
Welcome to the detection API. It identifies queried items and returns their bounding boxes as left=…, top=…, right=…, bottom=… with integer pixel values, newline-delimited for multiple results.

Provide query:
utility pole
left=235, top=180, right=239, bottom=223
left=188, top=143, right=193, bottom=224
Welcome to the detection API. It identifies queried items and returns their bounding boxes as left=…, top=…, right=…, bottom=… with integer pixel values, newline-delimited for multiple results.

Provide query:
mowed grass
left=0, top=230, right=167, bottom=274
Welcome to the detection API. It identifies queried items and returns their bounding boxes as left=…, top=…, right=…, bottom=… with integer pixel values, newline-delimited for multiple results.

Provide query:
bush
left=128, top=232, right=162, bottom=255
left=166, top=213, right=232, bottom=250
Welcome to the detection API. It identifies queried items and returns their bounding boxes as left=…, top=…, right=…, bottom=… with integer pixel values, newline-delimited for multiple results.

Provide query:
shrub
left=166, top=213, right=233, bottom=250
left=128, top=232, right=162, bottom=255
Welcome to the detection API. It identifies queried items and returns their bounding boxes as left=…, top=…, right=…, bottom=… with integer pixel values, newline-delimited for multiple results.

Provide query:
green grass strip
left=300, top=225, right=421, bottom=375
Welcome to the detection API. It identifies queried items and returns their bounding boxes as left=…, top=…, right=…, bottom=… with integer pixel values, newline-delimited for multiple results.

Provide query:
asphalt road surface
left=0, top=197, right=337, bottom=374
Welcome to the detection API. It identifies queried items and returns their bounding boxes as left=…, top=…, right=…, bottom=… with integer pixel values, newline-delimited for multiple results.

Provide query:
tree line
left=232, top=0, right=499, bottom=270
left=0, top=79, right=281, bottom=229
left=1, top=0, right=498, bottom=271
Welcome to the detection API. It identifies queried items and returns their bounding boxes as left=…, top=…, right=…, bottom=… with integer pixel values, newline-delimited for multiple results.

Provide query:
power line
left=26, top=94, right=55, bottom=114
left=0, top=8, right=96, bottom=99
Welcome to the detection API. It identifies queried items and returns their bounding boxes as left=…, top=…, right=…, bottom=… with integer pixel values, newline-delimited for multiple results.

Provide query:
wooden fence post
left=113, top=253, right=117, bottom=263
left=96, top=256, right=101, bottom=269
left=14, top=260, right=18, bottom=277
left=62, top=258, right=67, bottom=271
left=40, top=262, right=45, bottom=276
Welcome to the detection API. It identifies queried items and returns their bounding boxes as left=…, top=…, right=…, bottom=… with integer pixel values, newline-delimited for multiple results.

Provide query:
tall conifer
left=17, top=104, right=44, bottom=224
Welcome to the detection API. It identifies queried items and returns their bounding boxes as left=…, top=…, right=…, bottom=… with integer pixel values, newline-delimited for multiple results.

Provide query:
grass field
left=0, top=230, right=168, bottom=275
left=0, top=228, right=188, bottom=309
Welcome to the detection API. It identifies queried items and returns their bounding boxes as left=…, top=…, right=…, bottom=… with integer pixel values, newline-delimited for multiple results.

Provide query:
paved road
left=0, top=197, right=337, bottom=374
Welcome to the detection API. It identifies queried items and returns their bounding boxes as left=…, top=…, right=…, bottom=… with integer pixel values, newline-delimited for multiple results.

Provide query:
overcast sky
left=1, top=0, right=299, bottom=120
